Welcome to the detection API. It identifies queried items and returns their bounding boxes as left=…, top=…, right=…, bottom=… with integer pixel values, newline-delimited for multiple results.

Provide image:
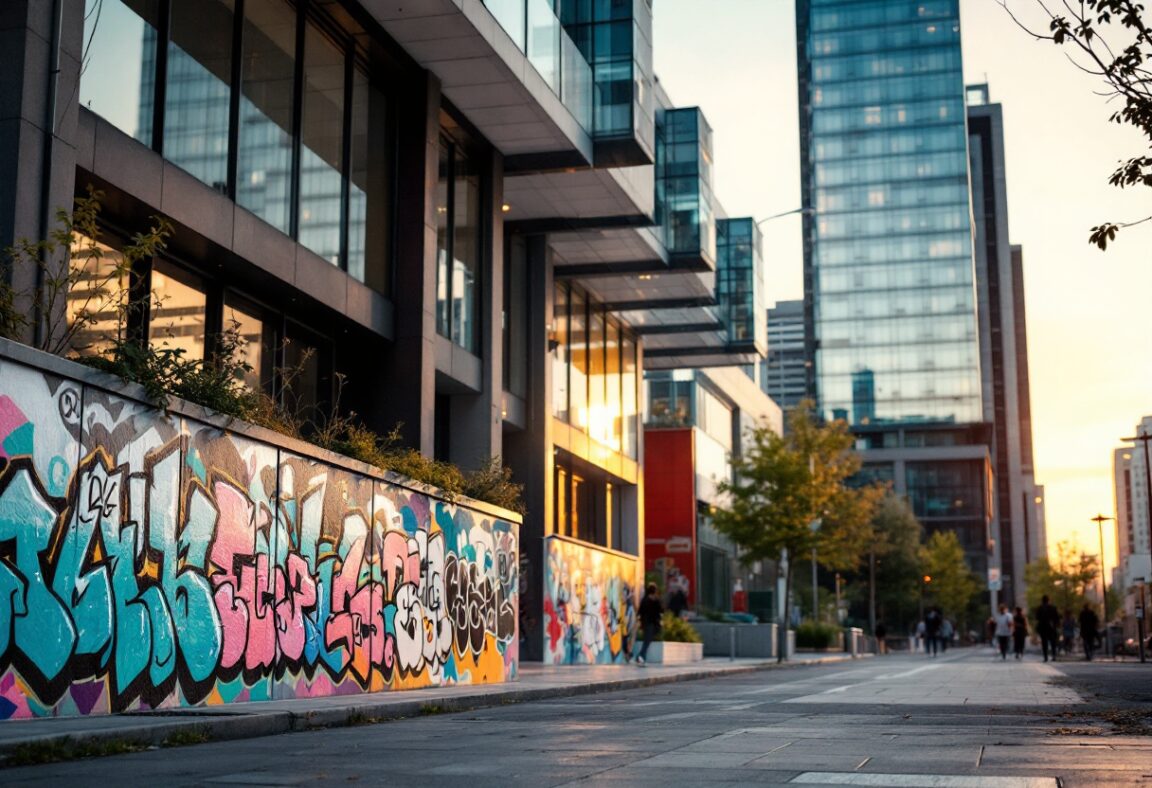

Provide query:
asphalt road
left=6, top=647, right=1152, bottom=787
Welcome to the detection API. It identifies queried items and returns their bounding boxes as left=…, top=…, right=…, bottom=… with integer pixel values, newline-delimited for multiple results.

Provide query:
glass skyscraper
left=798, top=0, right=981, bottom=426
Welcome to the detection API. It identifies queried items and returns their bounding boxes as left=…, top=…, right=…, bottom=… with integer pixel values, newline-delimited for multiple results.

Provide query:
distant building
left=796, top=0, right=1040, bottom=606
left=762, top=300, right=806, bottom=412
left=1116, top=417, right=1152, bottom=597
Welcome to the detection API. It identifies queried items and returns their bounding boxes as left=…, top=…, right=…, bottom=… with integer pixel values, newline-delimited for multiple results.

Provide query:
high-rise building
left=763, top=300, right=807, bottom=411
left=1116, top=417, right=1152, bottom=593
left=797, top=0, right=1039, bottom=605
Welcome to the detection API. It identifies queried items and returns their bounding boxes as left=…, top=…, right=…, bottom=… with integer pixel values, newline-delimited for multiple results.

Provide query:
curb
left=0, top=655, right=863, bottom=766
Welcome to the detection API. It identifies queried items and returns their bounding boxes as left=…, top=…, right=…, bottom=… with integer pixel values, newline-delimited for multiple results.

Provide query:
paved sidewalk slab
left=0, top=653, right=862, bottom=763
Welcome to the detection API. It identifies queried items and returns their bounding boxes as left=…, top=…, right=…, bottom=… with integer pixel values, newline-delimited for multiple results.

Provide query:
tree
left=1004, top=0, right=1152, bottom=248
left=867, top=493, right=924, bottom=636
left=712, top=402, right=883, bottom=661
left=920, top=531, right=982, bottom=630
left=1024, top=540, right=1102, bottom=616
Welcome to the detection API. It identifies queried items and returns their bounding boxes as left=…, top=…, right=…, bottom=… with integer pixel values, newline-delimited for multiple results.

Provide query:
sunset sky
left=654, top=0, right=1152, bottom=572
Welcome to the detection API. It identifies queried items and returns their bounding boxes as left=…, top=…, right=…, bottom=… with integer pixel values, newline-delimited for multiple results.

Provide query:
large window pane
left=348, top=66, right=392, bottom=293
left=149, top=265, right=207, bottom=361
left=165, top=0, right=234, bottom=192
left=224, top=294, right=269, bottom=391
left=606, top=320, right=621, bottom=452
left=622, top=334, right=637, bottom=457
left=298, top=22, right=345, bottom=265
left=588, top=308, right=606, bottom=445
left=452, top=148, right=481, bottom=352
left=67, top=232, right=130, bottom=357
left=504, top=237, right=528, bottom=397
left=80, top=0, right=160, bottom=146
left=436, top=140, right=451, bottom=337
left=551, top=283, right=569, bottom=421
left=237, top=0, right=296, bottom=233
left=569, top=289, right=588, bottom=431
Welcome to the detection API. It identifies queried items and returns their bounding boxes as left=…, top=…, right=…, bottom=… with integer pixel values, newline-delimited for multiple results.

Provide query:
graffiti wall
left=543, top=536, right=638, bottom=665
left=0, top=350, right=518, bottom=719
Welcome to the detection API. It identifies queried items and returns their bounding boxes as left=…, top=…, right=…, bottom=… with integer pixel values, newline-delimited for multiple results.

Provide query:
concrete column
left=447, top=151, right=504, bottom=471
left=387, top=71, right=441, bottom=457
left=502, top=233, right=553, bottom=661
left=0, top=0, right=84, bottom=344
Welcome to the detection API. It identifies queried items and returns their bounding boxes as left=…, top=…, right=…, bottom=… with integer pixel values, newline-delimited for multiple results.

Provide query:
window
left=66, top=232, right=131, bottom=356
left=435, top=135, right=483, bottom=354
left=504, top=236, right=528, bottom=398
left=149, top=263, right=208, bottom=361
left=80, top=0, right=395, bottom=289
left=165, top=0, right=234, bottom=192
left=80, top=0, right=161, bottom=145
left=569, top=289, right=588, bottom=430
left=224, top=294, right=270, bottom=391
left=551, top=283, right=570, bottom=421
left=237, top=0, right=296, bottom=233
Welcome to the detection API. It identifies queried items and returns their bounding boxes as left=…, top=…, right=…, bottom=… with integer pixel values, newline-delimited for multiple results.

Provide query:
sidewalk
left=0, top=653, right=862, bottom=763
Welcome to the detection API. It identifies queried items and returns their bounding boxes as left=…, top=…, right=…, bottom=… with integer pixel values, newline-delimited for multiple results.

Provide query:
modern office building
left=763, top=299, right=807, bottom=412
left=0, top=0, right=768, bottom=680
left=1115, top=418, right=1152, bottom=600
left=796, top=0, right=1039, bottom=606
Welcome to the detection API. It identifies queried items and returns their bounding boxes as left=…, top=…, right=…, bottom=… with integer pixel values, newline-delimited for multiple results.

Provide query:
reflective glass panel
left=80, top=0, right=161, bottom=145
left=348, top=66, right=392, bottom=293
left=224, top=295, right=266, bottom=391
left=569, top=289, right=588, bottom=430
left=165, top=0, right=234, bottom=192
left=452, top=148, right=481, bottom=352
left=552, top=284, right=570, bottom=421
left=149, top=265, right=207, bottom=361
left=237, top=0, right=296, bottom=233
left=67, top=232, right=129, bottom=357
left=436, top=141, right=451, bottom=337
left=298, top=22, right=345, bottom=265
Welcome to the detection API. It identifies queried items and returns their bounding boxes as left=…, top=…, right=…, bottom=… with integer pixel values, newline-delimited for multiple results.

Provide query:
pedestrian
left=994, top=604, right=1013, bottom=660
left=940, top=617, right=953, bottom=653
left=1062, top=609, right=1077, bottom=655
left=1078, top=604, right=1099, bottom=661
left=924, top=608, right=942, bottom=657
left=1035, top=594, right=1061, bottom=662
left=875, top=621, right=888, bottom=655
left=636, top=583, right=663, bottom=666
left=1012, top=606, right=1028, bottom=660
left=668, top=586, right=688, bottom=619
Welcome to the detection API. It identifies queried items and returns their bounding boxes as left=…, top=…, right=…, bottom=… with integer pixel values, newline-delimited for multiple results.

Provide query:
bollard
left=730, top=625, right=736, bottom=661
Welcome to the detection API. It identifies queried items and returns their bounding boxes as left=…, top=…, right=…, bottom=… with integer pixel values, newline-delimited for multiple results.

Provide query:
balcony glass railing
left=482, top=0, right=593, bottom=131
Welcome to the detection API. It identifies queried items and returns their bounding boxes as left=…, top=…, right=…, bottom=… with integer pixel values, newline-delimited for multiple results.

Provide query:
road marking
left=822, top=685, right=851, bottom=694
left=790, top=773, right=1057, bottom=787
left=855, top=757, right=872, bottom=770
left=876, top=664, right=944, bottom=680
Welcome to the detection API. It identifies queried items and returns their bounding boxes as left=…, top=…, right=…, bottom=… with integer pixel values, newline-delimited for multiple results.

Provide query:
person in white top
left=993, top=604, right=1014, bottom=660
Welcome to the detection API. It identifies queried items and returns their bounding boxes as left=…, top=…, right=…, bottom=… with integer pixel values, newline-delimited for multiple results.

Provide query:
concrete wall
left=0, top=338, right=519, bottom=719
left=543, top=536, right=639, bottom=664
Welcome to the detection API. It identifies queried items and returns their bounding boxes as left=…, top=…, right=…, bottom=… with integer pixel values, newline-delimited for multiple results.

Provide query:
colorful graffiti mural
left=0, top=354, right=518, bottom=719
left=543, top=537, right=637, bottom=665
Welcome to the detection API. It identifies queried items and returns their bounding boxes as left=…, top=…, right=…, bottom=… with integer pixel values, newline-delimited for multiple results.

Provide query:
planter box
left=645, top=641, right=704, bottom=664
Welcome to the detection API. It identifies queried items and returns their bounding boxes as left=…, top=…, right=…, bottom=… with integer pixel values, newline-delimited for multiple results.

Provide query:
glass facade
left=559, top=0, right=653, bottom=150
left=716, top=218, right=766, bottom=354
left=552, top=283, right=639, bottom=459
left=80, top=0, right=394, bottom=294
left=800, top=0, right=981, bottom=426
left=655, top=107, right=716, bottom=265
left=435, top=135, right=482, bottom=354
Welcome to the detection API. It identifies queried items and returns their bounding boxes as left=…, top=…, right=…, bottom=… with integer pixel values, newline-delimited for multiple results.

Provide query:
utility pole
left=1092, top=513, right=1114, bottom=658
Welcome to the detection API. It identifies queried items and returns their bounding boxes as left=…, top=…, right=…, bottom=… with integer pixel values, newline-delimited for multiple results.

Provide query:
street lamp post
left=1092, top=513, right=1114, bottom=658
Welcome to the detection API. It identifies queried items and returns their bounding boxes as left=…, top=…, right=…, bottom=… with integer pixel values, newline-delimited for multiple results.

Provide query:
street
left=4, top=647, right=1151, bottom=786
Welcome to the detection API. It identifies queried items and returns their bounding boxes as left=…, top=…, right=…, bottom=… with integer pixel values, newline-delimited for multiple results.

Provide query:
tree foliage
left=1005, top=0, right=1152, bottom=248
left=1024, top=540, right=1102, bottom=615
left=920, top=530, right=982, bottom=626
left=869, top=493, right=924, bottom=632
left=713, top=403, right=884, bottom=573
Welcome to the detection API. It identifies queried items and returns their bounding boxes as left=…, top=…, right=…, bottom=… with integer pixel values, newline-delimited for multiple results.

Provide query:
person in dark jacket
left=1035, top=595, right=1061, bottom=662
left=668, top=587, right=688, bottom=618
left=1012, top=606, right=1028, bottom=659
left=1079, top=604, right=1100, bottom=661
left=637, top=583, right=663, bottom=665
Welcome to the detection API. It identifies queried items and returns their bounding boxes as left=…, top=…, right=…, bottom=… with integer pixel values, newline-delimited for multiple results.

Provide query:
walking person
left=1012, top=606, right=1028, bottom=660
left=994, top=604, right=1014, bottom=660
left=1035, top=595, right=1061, bottom=662
left=636, top=583, right=663, bottom=666
left=875, top=621, right=888, bottom=655
left=1079, top=603, right=1099, bottom=662
left=924, top=608, right=942, bottom=657
left=1062, top=609, right=1077, bottom=656
left=940, top=618, right=954, bottom=653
